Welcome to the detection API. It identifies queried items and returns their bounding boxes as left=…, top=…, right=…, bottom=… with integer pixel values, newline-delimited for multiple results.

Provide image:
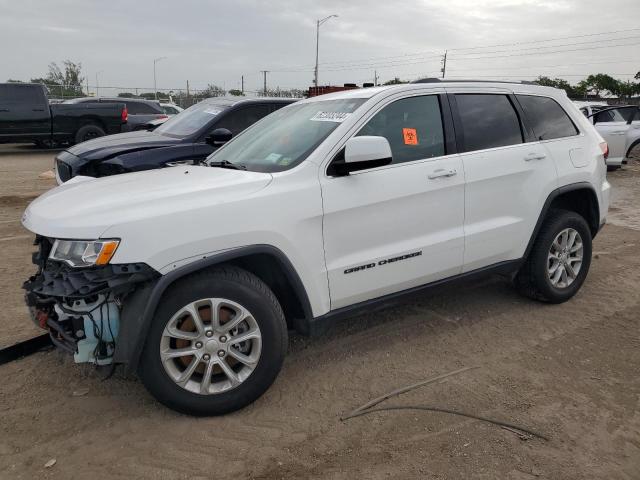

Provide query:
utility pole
left=260, top=70, right=269, bottom=96
left=241, top=75, right=244, bottom=95
left=95, top=70, right=103, bottom=97
left=441, top=50, right=448, bottom=79
left=153, top=57, right=167, bottom=100
left=374, top=70, right=379, bottom=86
left=314, top=14, right=339, bottom=88
left=85, top=77, right=89, bottom=96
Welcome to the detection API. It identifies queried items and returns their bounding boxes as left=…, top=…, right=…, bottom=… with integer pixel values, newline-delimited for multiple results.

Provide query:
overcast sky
left=1, top=0, right=638, bottom=95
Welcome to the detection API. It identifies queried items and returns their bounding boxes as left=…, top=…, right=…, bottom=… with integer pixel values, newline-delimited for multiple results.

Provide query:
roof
left=299, top=80, right=565, bottom=103
left=201, top=96, right=297, bottom=105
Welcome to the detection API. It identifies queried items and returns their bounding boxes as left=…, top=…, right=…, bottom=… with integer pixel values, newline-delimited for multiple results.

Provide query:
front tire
left=138, top=266, right=288, bottom=416
left=515, top=209, right=592, bottom=303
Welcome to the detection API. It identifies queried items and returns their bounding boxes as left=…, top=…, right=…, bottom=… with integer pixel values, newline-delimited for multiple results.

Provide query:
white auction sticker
left=310, top=111, right=352, bottom=123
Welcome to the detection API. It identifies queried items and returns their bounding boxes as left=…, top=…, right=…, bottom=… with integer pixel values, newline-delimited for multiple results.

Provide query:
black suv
left=54, top=97, right=296, bottom=183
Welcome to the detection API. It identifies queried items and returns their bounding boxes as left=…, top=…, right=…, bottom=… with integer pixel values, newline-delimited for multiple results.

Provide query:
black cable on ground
left=0, top=334, right=52, bottom=365
left=342, top=405, right=550, bottom=441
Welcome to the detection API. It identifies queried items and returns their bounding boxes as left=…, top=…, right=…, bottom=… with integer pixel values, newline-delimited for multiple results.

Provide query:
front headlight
left=49, top=239, right=120, bottom=267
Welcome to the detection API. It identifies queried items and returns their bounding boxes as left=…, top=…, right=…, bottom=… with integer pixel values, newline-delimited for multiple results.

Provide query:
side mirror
left=328, top=136, right=392, bottom=176
left=206, top=128, right=233, bottom=147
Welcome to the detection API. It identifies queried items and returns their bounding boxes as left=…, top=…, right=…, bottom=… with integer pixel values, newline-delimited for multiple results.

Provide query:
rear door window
left=215, top=105, right=273, bottom=135
left=517, top=95, right=579, bottom=140
left=0, top=84, right=45, bottom=105
left=454, top=94, right=523, bottom=152
left=356, top=95, right=445, bottom=164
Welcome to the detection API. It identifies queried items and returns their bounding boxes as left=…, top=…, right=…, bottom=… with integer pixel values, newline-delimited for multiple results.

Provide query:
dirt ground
left=0, top=145, right=638, bottom=479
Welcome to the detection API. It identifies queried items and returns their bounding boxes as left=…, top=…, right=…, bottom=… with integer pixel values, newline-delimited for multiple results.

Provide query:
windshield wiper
left=208, top=160, right=247, bottom=170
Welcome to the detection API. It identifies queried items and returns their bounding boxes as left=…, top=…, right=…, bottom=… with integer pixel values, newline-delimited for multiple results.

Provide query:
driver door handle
left=428, top=168, right=457, bottom=179
left=524, top=153, right=547, bottom=161
left=610, top=131, right=627, bottom=135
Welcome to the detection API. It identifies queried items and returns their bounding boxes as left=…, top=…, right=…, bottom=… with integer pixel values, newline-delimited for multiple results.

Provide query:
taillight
left=156, top=114, right=168, bottom=120
left=121, top=106, right=128, bottom=123
left=599, top=141, right=609, bottom=163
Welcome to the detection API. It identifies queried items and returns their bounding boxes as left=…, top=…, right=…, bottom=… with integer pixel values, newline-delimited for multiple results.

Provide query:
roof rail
left=411, top=78, right=537, bottom=85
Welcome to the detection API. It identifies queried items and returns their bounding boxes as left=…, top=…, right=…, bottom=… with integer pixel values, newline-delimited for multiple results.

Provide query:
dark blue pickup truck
left=0, top=83, right=128, bottom=146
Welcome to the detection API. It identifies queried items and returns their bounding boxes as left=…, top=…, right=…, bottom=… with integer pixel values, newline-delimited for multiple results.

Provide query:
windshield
left=156, top=101, right=228, bottom=137
left=206, top=98, right=366, bottom=172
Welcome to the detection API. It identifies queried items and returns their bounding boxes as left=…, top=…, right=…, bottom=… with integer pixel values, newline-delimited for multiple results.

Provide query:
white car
left=23, top=81, right=610, bottom=415
left=576, top=102, right=640, bottom=169
left=160, top=103, right=184, bottom=116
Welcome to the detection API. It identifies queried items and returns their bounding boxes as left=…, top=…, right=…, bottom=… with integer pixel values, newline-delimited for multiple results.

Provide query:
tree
left=117, top=92, right=137, bottom=98
left=383, top=77, right=407, bottom=85
left=615, top=80, right=640, bottom=100
left=533, top=76, right=585, bottom=98
left=228, top=89, right=244, bottom=96
left=6, top=79, right=23, bottom=83
left=635, top=71, right=640, bottom=80
left=139, top=91, right=169, bottom=100
left=30, top=60, right=85, bottom=98
left=193, top=84, right=226, bottom=99
left=582, top=74, right=619, bottom=97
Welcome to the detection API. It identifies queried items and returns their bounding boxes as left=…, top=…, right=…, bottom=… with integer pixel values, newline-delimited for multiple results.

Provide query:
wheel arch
left=524, top=182, right=600, bottom=259
left=118, top=245, right=313, bottom=372
left=626, top=138, right=640, bottom=159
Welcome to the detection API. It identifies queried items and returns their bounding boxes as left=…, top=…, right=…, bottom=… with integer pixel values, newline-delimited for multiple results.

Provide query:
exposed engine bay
left=23, top=236, right=157, bottom=365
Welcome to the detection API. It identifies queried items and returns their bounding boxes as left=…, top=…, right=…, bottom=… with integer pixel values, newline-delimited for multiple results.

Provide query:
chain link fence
left=45, top=84, right=306, bottom=108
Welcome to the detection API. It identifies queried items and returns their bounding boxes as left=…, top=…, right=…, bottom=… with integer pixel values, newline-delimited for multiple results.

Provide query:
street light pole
left=153, top=57, right=167, bottom=100
left=314, top=14, right=338, bottom=88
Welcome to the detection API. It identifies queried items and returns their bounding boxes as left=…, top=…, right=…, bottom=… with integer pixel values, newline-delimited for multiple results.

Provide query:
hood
left=22, top=166, right=272, bottom=239
left=66, top=130, right=182, bottom=160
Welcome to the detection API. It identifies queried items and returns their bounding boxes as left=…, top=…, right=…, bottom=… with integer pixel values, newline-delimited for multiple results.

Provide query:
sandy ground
left=0, top=145, right=638, bottom=479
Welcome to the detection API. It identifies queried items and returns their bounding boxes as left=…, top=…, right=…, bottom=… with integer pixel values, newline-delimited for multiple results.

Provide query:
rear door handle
left=524, top=153, right=547, bottom=161
left=610, top=131, right=627, bottom=135
left=428, top=168, right=457, bottom=179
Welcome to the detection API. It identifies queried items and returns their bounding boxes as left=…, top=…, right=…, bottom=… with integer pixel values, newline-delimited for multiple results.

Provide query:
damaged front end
left=23, top=236, right=158, bottom=366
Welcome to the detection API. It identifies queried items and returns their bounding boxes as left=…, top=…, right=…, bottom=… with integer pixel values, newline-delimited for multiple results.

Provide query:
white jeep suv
left=22, top=81, right=610, bottom=415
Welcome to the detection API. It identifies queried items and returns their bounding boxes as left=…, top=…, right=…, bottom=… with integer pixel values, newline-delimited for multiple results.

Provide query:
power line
left=449, top=36, right=640, bottom=59
left=272, top=27, right=640, bottom=72
left=448, top=27, right=640, bottom=52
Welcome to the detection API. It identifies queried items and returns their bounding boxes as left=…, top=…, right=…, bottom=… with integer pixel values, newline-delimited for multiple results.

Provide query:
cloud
left=0, top=0, right=637, bottom=93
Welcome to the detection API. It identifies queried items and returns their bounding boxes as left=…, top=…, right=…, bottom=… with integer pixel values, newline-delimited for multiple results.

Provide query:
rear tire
left=74, top=124, right=105, bottom=144
left=138, top=266, right=288, bottom=416
left=515, top=209, right=592, bottom=303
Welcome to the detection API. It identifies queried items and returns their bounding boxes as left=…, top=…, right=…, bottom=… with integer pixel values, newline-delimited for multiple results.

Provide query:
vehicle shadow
left=0, top=143, right=63, bottom=156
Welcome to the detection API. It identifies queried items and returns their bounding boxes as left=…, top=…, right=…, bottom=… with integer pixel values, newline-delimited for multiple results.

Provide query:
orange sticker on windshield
left=403, top=128, right=418, bottom=145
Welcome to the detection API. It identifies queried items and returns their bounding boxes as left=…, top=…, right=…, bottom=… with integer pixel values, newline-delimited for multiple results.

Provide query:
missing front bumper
left=23, top=236, right=158, bottom=364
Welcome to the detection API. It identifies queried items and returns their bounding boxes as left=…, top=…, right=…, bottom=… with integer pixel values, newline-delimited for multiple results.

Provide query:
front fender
left=116, top=244, right=312, bottom=372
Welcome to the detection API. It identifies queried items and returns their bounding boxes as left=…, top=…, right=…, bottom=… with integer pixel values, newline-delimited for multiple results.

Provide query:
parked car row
left=575, top=101, right=640, bottom=170
left=23, top=80, right=610, bottom=416
left=54, top=97, right=295, bottom=183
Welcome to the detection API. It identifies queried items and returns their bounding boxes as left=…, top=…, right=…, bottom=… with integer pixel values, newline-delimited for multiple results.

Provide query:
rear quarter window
left=517, top=95, right=579, bottom=140
left=125, top=102, right=160, bottom=114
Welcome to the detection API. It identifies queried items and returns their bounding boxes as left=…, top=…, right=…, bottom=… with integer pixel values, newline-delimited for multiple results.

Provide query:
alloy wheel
left=160, top=298, right=262, bottom=395
left=547, top=227, right=583, bottom=289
